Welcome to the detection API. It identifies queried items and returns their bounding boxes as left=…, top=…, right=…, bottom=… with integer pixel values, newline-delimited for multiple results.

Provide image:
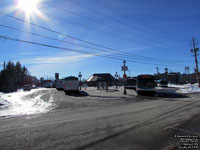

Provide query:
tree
left=0, top=61, right=37, bottom=92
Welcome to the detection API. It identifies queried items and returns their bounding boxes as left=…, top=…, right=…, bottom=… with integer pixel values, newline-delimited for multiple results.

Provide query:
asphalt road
left=0, top=88, right=200, bottom=150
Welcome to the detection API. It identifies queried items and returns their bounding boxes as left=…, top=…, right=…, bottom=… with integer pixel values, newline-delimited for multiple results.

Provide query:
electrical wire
left=1, top=0, right=191, bottom=54
left=92, top=0, right=193, bottom=38
left=43, top=1, right=190, bottom=53
left=0, top=23, right=193, bottom=64
left=0, top=35, right=190, bottom=67
left=70, top=0, right=189, bottom=41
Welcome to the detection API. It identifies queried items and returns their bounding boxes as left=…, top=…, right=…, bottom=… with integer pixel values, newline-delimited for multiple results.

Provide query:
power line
left=1, top=0, right=154, bottom=46
left=0, top=12, right=120, bottom=50
left=0, top=13, right=191, bottom=64
left=73, top=0, right=189, bottom=41
left=0, top=35, right=189, bottom=67
left=44, top=0, right=189, bottom=52
left=40, top=11, right=190, bottom=55
left=0, top=23, right=192, bottom=64
left=92, top=0, right=193, bottom=39
left=46, top=2, right=172, bottom=44
left=42, top=11, right=151, bottom=45
left=1, top=1, right=190, bottom=54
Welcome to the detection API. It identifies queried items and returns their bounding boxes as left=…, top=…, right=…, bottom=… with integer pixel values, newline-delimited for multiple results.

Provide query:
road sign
left=123, top=74, right=127, bottom=79
left=114, top=72, right=118, bottom=78
left=121, top=66, right=128, bottom=71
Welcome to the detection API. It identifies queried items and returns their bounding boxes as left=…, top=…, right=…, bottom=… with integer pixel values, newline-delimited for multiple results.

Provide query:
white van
left=64, top=76, right=79, bottom=94
left=56, top=80, right=64, bottom=91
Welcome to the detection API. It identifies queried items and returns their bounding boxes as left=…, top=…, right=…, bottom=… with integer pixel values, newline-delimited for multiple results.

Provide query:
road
left=0, top=88, right=200, bottom=150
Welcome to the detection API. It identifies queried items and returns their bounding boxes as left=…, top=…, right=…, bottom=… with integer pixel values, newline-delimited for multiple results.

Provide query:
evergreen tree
left=0, top=61, right=37, bottom=92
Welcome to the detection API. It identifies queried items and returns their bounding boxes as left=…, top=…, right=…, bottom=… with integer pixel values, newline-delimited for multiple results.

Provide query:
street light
left=114, top=72, right=118, bottom=89
left=78, top=72, right=82, bottom=90
left=122, top=60, right=127, bottom=95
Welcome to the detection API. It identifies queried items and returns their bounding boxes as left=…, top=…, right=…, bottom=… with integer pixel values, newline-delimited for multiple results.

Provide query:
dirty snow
left=168, top=83, right=200, bottom=93
left=0, top=88, right=54, bottom=118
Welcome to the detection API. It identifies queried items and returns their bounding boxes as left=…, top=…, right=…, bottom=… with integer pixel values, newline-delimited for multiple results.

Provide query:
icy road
left=0, top=86, right=200, bottom=150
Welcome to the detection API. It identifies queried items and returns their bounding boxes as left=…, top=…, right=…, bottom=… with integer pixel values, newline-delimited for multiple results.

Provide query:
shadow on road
left=65, top=91, right=89, bottom=97
left=65, top=88, right=189, bottom=99
left=155, top=92, right=188, bottom=99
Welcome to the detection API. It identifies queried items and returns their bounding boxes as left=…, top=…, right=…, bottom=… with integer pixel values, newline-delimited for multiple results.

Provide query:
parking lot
left=0, top=86, right=199, bottom=150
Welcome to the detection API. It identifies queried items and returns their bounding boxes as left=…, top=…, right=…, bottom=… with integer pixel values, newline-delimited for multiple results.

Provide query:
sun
left=17, top=0, right=40, bottom=15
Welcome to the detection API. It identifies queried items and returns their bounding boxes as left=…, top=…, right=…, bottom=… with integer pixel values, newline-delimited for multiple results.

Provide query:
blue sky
left=0, top=0, right=200, bottom=80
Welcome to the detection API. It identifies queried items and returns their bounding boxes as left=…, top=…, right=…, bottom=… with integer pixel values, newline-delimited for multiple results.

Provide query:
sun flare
left=17, top=0, right=40, bottom=15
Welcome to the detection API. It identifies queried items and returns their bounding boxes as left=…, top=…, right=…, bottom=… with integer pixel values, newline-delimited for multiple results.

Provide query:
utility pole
left=3, top=61, right=5, bottom=70
left=156, top=66, right=159, bottom=74
left=114, top=72, right=118, bottom=89
left=191, top=37, right=200, bottom=87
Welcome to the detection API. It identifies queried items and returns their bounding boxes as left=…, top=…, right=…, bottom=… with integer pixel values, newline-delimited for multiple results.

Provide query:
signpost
left=78, top=72, right=82, bottom=90
left=114, top=72, right=119, bottom=89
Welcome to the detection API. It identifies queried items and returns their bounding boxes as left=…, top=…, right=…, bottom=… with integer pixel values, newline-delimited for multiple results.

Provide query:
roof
left=87, top=73, right=115, bottom=82
left=64, top=76, right=78, bottom=81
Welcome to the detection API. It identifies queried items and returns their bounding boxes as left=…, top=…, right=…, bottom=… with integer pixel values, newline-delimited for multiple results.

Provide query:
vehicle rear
left=23, top=85, right=31, bottom=91
left=159, top=79, right=169, bottom=87
left=56, top=80, right=64, bottom=91
left=136, top=75, right=155, bottom=95
left=64, top=76, right=79, bottom=94
left=126, top=77, right=136, bottom=90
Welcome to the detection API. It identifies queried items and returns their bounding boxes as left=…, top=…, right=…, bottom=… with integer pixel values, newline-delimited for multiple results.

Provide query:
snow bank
left=0, top=98, right=11, bottom=109
left=177, top=85, right=200, bottom=93
left=168, top=83, right=200, bottom=93
left=0, top=88, right=54, bottom=118
left=168, top=83, right=193, bottom=88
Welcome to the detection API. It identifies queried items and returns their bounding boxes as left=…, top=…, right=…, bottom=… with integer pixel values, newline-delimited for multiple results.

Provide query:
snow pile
left=168, top=83, right=192, bottom=88
left=169, top=83, right=200, bottom=93
left=0, top=88, right=54, bottom=118
left=0, top=98, right=11, bottom=109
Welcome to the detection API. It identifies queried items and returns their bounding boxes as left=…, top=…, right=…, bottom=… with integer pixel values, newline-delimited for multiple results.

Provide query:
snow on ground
left=168, top=83, right=200, bottom=93
left=168, top=83, right=193, bottom=88
left=0, top=88, right=54, bottom=118
left=83, top=86, right=136, bottom=98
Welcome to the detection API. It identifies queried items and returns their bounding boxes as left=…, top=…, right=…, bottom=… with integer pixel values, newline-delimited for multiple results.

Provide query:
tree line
left=0, top=61, right=38, bottom=92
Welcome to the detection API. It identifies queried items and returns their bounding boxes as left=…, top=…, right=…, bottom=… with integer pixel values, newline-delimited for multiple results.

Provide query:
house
left=87, top=73, right=116, bottom=90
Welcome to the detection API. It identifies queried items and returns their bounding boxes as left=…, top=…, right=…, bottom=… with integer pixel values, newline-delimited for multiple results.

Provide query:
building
left=39, top=79, right=54, bottom=88
left=179, top=73, right=197, bottom=84
left=87, top=73, right=116, bottom=90
left=155, top=72, right=197, bottom=84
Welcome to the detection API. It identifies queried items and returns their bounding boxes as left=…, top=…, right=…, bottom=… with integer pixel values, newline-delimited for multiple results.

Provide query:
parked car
left=23, top=85, right=31, bottom=91
left=44, top=82, right=53, bottom=88
left=158, top=79, right=169, bottom=87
